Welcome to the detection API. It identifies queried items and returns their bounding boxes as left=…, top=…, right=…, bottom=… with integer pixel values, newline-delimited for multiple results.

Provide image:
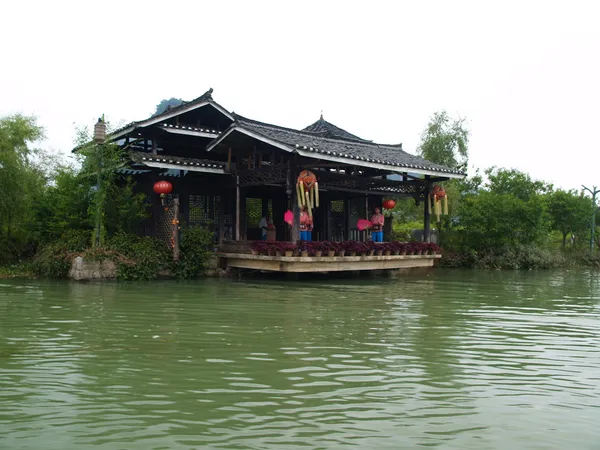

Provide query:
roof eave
left=206, top=126, right=464, bottom=179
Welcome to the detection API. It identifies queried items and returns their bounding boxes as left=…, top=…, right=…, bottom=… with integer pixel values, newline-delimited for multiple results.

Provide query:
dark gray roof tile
left=233, top=116, right=463, bottom=175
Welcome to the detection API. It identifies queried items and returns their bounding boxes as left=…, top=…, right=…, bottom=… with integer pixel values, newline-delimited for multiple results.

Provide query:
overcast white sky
left=1, top=0, right=598, bottom=190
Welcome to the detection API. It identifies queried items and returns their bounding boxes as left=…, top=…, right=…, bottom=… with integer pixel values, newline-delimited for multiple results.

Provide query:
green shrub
left=439, top=244, right=568, bottom=270
left=391, top=220, right=423, bottom=241
left=32, top=243, right=73, bottom=278
left=173, top=226, right=214, bottom=279
left=106, top=233, right=171, bottom=280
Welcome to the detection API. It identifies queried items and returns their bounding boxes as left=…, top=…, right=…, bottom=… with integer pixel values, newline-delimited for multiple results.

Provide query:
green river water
left=1, top=270, right=599, bottom=449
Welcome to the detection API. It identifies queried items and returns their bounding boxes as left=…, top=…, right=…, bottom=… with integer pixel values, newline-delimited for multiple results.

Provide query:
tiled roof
left=160, top=123, right=222, bottom=135
left=302, top=116, right=369, bottom=142
left=232, top=116, right=463, bottom=176
left=129, top=151, right=225, bottom=170
left=108, top=88, right=231, bottom=138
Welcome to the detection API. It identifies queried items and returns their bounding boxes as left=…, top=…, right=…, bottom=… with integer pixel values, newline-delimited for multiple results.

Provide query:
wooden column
left=235, top=176, right=240, bottom=241
left=290, top=156, right=300, bottom=242
left=343, top=197, right=350, bottom=241
left=179, top=170, right=189, bottom=226
left=423, top=176, right=432, bottom=243
left=219, top=191, right=226, bottom=244
left=173, top=197, right=180, bottom=260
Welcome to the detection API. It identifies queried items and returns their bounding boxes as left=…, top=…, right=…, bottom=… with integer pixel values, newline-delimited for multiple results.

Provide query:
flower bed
left=249, top=241, right=441, bottom=257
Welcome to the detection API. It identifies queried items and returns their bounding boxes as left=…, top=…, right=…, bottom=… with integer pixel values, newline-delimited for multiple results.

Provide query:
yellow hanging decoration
left=430, top=185, right=449, bottom=223
left=296, top=183, right=304, bottom=207
left=296, top=170, right=320, bottom=216
left=305, top=192, right=313, bottom=217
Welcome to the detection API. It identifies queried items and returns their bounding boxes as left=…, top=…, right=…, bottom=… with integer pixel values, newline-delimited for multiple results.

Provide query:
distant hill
left=152, top=98, right=185, bottom=117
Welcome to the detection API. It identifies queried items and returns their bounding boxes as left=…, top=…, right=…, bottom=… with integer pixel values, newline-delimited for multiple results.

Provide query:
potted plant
left=426, top=242, right=441, bottom=255
left=281, top=242, right=296, bottom=257
left=345, top=241, right=361, bottom=257
left=309, top=241, right=324, bottom=257
left=297, top=240, right=309, bottom=257
left=335, top=242, right=346, bottom=257
left=383, top=242, right=392, bottom=256
left=250, top=240, right=268, bottom=255
left=322, top=241, right=336, bottom=257
left=365, top=241, right=376, bottom=256
left=354, top=241, right=368, bottom=256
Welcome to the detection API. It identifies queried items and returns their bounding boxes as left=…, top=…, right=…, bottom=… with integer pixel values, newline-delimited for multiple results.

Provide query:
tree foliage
left=417, top=111, right=469, bottom=171
left=547, top=189, right=591, bottom=248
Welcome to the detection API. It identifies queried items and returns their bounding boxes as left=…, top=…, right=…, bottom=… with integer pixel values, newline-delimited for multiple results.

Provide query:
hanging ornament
left=153, top=180, right=173, bottom=205
left=153, top=180, right=173, bottom=196
left=430, top=185, right=448, bottom=222
left=296, top=170, right=319, bottom=215
left=382, top=199, right=396, bottom=210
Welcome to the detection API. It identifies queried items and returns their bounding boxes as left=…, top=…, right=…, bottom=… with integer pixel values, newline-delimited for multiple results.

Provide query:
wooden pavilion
left=102, top=88, right=464, bottom=272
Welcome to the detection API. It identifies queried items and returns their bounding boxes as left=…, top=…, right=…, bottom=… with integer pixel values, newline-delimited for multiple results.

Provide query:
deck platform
left=218, top=253, right=441, bottom=273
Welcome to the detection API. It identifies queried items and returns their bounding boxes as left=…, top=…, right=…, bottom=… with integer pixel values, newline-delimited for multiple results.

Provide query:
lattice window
left=189, top=195, right=209, bottom=226
left=331, top=200, right=344, bottom=213
left=155, top=199, right=177, bottom=250
left=246, top=198, right=262, bottom=228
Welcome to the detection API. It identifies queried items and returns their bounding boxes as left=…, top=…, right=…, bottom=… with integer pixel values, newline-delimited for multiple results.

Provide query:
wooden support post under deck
left=423, top=177, right=432, bottom=243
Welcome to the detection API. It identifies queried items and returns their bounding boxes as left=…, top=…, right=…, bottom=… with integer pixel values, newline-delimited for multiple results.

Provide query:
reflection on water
left=1, top=270, right=599, bottom=449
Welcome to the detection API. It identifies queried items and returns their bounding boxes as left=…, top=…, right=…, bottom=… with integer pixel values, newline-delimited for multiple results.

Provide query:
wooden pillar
left=240, top=187, right=247, bottom=240
left=179, top=170, right=189, bottom=227
left=262, top=196, right=269, bottom=218
left=290, top=156, right=300, bottom=242
left=343, top=197, right=350, bottom=241
left=235, top=176, right=240, bottom=241
left=218, top=189, right=227, bottom=244
left=423, top=176, right=432, bottom=243
left=173, top=197, right=180, bottom=261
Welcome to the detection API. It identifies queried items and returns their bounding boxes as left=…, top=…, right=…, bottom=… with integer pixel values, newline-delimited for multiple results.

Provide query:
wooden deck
left=217, top=253, right=441, bottom=273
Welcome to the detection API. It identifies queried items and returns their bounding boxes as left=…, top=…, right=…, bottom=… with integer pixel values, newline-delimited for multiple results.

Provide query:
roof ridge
left=302, top=116, right=369, bottom=143
left=233, top=113, right=403, bottom=149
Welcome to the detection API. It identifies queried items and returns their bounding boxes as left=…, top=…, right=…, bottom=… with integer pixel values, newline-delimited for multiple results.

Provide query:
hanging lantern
left=382, top=199, right=396, bottom=210
left=153, top=181, right=173, bottom=205
left=153, top=180, right=173, bottom=196
left=430, top=185, right=448, bottom=222
left=296, top=170, right=319, bottom=213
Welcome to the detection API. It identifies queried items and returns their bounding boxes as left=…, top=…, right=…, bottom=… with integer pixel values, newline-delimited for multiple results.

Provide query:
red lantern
left=153, top=180, right=173, bottom=196
left=382, top=199, right=396, bottom=210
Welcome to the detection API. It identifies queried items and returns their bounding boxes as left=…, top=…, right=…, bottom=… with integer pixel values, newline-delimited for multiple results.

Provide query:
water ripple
left=1, top=271, right=599, bottom=448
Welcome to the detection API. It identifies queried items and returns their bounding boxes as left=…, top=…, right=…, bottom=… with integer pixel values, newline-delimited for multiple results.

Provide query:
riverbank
left=0, top=264, right=36, bottom=279
left=439, top=246, right=600, bottom=270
